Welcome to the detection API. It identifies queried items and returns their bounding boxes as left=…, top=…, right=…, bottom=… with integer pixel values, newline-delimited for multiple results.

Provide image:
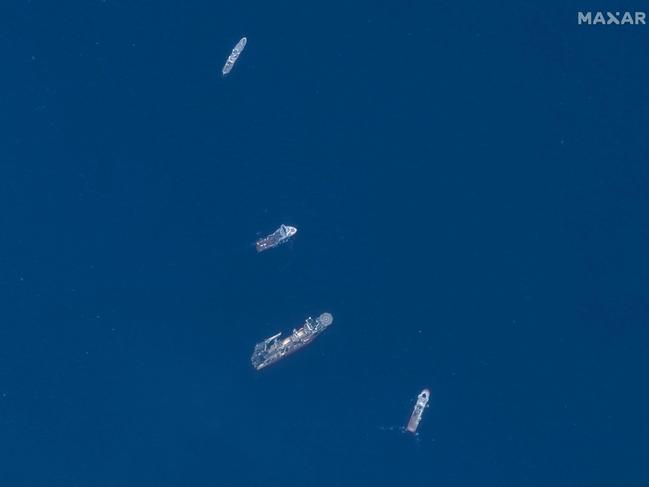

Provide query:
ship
left=255, top=224, right=297, bottom=253
left=406, top=389, right=430, bottom=433
left=251, top=312, right=334, bottom=370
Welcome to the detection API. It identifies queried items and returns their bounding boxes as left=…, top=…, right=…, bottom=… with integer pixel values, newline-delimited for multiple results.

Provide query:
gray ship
left=251, top=313, right=334, bottom=370
left=255, top=224, right=297, bottom=253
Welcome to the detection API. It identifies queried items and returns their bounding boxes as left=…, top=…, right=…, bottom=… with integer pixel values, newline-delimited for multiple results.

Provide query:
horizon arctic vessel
left=406, top=389, right=430, bottom=433
left=255, top=224, right=297, bottom=253
left=251, top=312, right=333, bottom=370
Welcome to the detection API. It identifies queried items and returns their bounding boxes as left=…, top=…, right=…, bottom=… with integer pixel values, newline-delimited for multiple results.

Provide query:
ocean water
left=2, top=1, right=648, bottom=486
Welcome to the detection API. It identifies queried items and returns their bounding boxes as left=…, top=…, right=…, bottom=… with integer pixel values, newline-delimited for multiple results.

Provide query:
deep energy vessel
left=251, top=313, right=333, bottom=370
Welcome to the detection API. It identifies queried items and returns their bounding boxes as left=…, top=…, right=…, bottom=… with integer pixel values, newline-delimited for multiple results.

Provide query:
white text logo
left=578, top=11, right=646, bottom=25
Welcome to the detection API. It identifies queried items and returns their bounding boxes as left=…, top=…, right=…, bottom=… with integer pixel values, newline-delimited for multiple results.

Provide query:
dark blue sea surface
left=2, top=1, right=648, bottom=486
